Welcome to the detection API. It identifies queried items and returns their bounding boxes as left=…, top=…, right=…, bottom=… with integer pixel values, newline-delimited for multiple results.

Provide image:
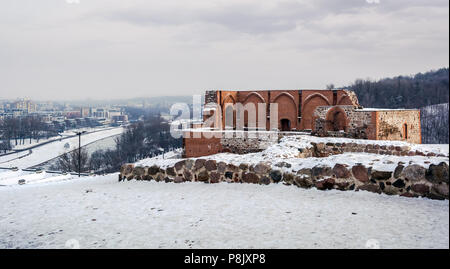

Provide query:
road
left=0, top=127, right=124, bottom=169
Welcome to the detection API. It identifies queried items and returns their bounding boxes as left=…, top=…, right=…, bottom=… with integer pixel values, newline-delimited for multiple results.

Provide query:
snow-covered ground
left=0, top=169, right=76, bottom=186
left=0, top=174, right=448, bottom=249
left=0, top=127, right=124, bottom=169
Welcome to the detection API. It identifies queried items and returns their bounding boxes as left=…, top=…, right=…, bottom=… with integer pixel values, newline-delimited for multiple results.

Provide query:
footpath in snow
left=0, top=174, right=448, bottom=249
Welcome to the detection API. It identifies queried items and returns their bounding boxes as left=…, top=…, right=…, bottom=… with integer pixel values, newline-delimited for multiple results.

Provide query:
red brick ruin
left=183, top=89, right=421, bottom=157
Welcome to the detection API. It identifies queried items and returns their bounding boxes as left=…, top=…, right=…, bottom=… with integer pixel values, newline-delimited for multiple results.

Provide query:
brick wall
left=206, top=89, right=360, bottom=131
left=183, top=131, right=222, bottom=158
left=375, top=110, right=421, bottom=144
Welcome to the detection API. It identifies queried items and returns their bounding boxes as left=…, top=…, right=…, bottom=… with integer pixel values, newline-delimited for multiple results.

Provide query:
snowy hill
left=0, top=174, right=448, bottom=249
left=421, top=103, right=449, bottom=144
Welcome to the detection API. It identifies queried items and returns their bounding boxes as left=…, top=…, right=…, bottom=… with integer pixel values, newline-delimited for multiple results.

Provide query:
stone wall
left=205, top=91, right=218, bottom=104
left=183, top=131, right=280, bottom=157
left=220, top=132, right=279, bottom=154
left=119, top=160, right=449, bottom=200
left=314, top=106, right=376, bottom=139
left=309, top=141, right=446, bottom=157
left=376, top=110, right=421, bottom=144
left=313, top=106, right=421, bottom=143
left=184, top=128, right=445, bottom=158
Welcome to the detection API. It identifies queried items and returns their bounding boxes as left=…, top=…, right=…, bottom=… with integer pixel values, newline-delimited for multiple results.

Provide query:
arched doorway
left=280, top=119, right=291, bottom=131
left=273, top=92, right=297, bottom=131
left=325, top=108, right=348, bottom=132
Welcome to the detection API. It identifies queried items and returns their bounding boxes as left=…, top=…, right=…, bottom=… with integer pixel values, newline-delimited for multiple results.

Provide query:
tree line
left=345, top=67, right=449, bottom=109
left=52, top=114, right=182, bottom=174
left=0, top=116, right=53, bottom=153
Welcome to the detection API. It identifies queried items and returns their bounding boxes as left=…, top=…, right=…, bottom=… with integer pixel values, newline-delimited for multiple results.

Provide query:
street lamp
left=76, top=131, right=87, bottom=177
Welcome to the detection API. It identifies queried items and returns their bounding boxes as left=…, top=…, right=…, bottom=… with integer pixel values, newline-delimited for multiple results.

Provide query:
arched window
left=224, top=104, right=234, bottom=130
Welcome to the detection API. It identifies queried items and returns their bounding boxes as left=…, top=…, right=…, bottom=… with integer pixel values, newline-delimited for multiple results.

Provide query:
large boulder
left=239, top=163, right=249, bottom=171
left=217, top=162, right=227, bottom=173
left=293, top=175, right=314, bottom=189
left=283, top=172, right=295, bottom=185
left=194, top=159, right=206, bottom=170
left=185, top=159, right=194, bottom=170
left=311, top=166, right=332, bottom=180
left=259, top=176, right=271, bottom=185
left=401, top=165, right=426, bottom=182
left=393, top=165, right=404, bottom=179
left=173, top=176, right=184, bottom=183
left=426, top=162, right=449, bottom=184
left=183, top=170, right=192, bottom=181
left=358, top=184, right=381, bottom=194
left=148, top=165, right=160, bottom=176
left=226, top=164, right=239, bottom=172
left=371, top=170, right=392, bottom=181
left=197, top=170, right=209, bottom=182
left=205, top=160, right=217, bottom=171
left=209, top=172, right=221, bottom=183
left=430, top=183, right=449, bottom=199
left=269, top=170, right=283, bottom=183
left=174, top=160, right=185, bottom=171
left=411, top=184, right=430, bottom=195
left=133, top=166, right=146, bottom=177
left=122, top=164, right=134, bottom=176
left=242, top=172, right=259, bottom=184
left=332, top=164, right=350, bottom=178
left=336, top=182, right=350, bottom=191
left=297, top=168, right=312, bottom=177
left=254, top=163, right=271, bottom=174
left=352, top=164, right=369, bottom=183
left=166, top=167, right=176, bottom=177
left=315, top=178, right=335, bottom=190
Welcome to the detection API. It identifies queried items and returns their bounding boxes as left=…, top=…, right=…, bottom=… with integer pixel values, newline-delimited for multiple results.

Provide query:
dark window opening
left=333, top=90, right=338, bottom=106
left=281, top=119, right=291, bottom=131
left=404, top=123, right=408, bottom=139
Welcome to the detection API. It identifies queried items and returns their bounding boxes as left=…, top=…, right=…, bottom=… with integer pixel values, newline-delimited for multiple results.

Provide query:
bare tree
left=55, top=147, right=90, bottom=173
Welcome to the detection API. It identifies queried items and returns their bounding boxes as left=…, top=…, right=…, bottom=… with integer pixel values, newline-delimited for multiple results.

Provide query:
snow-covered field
left=0, top=169, right=76, bottom=186
left=0, top=174, right=448, bottom=249
left=0, top=127, right=124, bottom=169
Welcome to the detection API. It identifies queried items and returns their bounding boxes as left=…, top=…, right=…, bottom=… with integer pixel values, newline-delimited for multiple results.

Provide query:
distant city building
left=66, top=111, right=82, bottom=119
left=81, top=107, right=90, bottom=118
left=2, top=98, right=36, bottom=115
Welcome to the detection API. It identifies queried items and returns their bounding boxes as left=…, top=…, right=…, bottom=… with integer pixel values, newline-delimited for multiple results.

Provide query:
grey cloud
left=0, top=0, right=448, bottom=100
left=98, top=0, right=448, bottom=36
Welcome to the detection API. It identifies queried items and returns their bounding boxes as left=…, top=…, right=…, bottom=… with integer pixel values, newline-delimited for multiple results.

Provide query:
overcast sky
left=0, top=0, right=448, bottom=101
